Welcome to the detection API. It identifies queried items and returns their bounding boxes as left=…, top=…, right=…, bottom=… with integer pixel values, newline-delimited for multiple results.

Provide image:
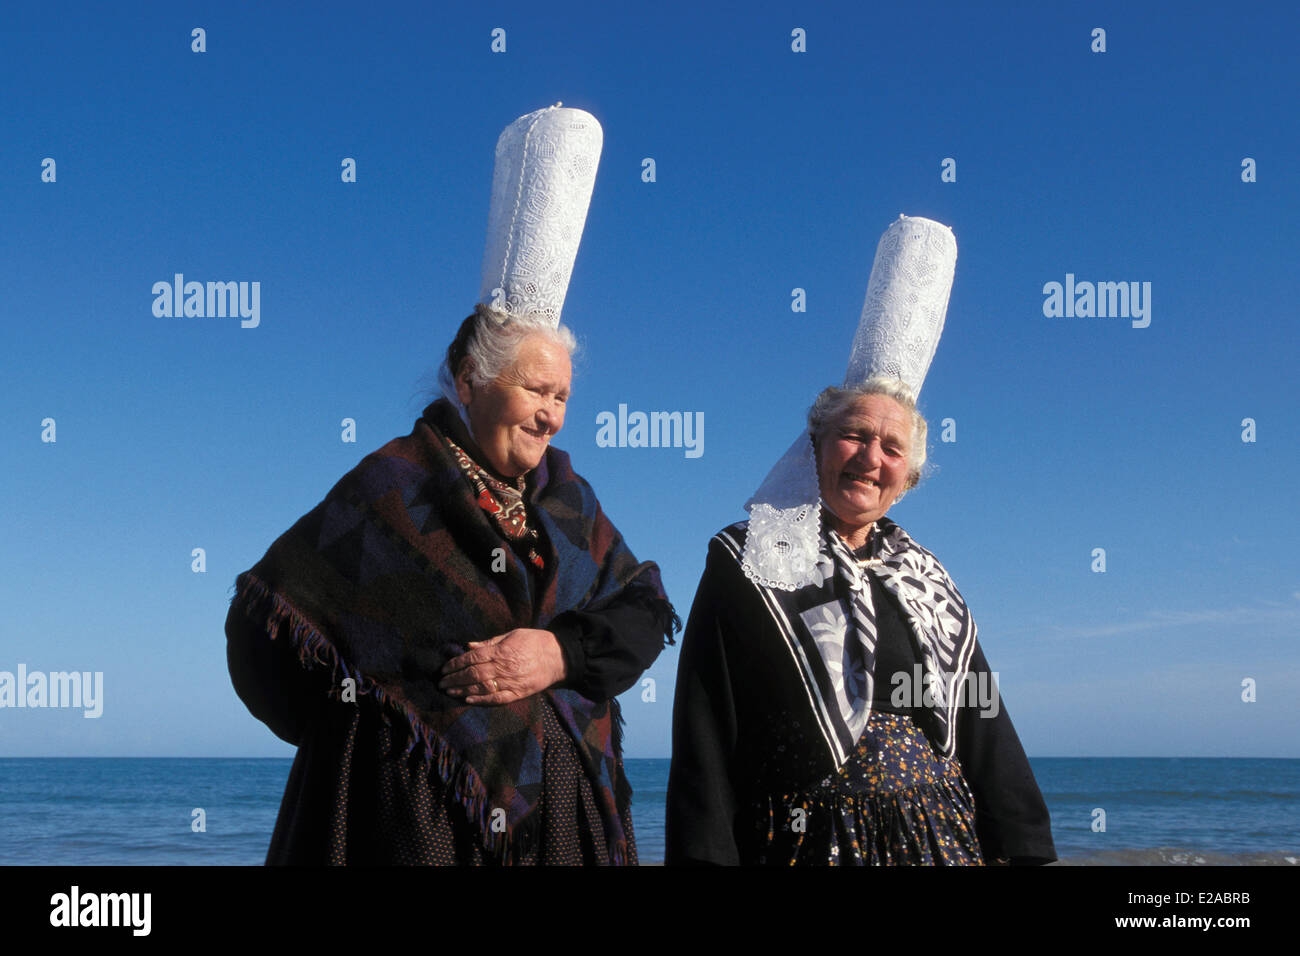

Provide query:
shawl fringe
left=645, top=591, right=682, bottom=647
left=610, top=698, right=634, bottom=839
left=613, top=580, right=681, bottom=647
left=233, top=570, right=557, bottom=865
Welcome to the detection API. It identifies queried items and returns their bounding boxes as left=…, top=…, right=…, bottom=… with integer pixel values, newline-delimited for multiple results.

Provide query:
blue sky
left=1, top=0, right=1296, bottom=759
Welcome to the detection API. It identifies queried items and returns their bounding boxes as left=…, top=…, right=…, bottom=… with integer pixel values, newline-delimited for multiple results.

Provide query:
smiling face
left=814, top=394, right=915, bottom=548
left=455, top=333, right=572, bottom=478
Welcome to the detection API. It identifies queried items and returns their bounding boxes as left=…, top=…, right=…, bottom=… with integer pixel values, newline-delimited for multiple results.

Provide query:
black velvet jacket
left=666, top=526, right=1057, bottom=866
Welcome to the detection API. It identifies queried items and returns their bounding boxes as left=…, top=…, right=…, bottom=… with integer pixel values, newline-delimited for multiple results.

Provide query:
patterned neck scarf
left=444, top=436, right=546, bottom=571
left=715, top=516, right=979, bottom=767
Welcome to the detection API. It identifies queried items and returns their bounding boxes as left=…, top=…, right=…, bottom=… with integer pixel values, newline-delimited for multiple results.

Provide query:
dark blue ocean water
left=1, top=757, right=1296, bottom=865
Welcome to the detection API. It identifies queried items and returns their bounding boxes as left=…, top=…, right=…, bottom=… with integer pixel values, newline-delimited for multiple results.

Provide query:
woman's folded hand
left=439, top=628, right=568, bottom=705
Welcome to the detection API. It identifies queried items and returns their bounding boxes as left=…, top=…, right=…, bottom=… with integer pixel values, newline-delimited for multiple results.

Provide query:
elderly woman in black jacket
left=667, top=379, right=1055, bottom=865
left=667, top=215, right=1055, bottom=866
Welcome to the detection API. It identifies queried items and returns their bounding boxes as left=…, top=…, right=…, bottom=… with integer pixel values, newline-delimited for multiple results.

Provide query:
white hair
left=447, top=304, right=576, bottom=386
left=436, top=306, right=577, bottom=423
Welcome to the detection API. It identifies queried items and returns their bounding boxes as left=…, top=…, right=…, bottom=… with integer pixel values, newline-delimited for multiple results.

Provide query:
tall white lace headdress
left=440, top=104, right=603, bottom=419
left=741, top=214, right=958, bottom=591
left=478, top=103, right=603, bottom=326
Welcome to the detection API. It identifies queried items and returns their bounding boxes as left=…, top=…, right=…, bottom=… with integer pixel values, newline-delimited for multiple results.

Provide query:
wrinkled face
left=456, top=334, right=571, bottom=478
left=815, top=394, right=914, bottom=540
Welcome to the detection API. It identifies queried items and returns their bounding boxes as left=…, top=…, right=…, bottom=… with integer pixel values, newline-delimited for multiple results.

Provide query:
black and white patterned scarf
left=715, top=515, right=978, bottom=766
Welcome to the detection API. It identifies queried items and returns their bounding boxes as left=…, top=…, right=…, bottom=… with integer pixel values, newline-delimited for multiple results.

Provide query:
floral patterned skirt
left=750, top=711, right=984, bottom=865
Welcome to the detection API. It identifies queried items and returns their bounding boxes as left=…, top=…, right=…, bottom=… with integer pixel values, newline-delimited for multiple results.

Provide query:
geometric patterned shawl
left=227, top=398, right=675, bottom=864
left=713, top=515, right=978, bottom=767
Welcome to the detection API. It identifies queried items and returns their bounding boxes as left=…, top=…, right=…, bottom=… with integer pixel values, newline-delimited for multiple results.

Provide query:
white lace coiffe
left=742, top=215, right=958, bottom=592
left=441, top=104, right=604, bottom=429
left=478, top=104, right=603, bottom=328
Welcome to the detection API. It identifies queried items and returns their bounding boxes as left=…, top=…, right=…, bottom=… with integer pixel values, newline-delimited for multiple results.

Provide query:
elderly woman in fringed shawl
left=665, top=216, right=1056, bottom=866
left=225, top=106, right=677, bottom=865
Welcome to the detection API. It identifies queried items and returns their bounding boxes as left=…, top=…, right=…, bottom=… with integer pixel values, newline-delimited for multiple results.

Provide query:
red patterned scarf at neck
left=444, top=436, right=546, bottom=571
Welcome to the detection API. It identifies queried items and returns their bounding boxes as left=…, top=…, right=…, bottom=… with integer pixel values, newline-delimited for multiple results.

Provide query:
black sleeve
left=955, top=640, right=1058, bottom=865
left=665, top=541, right=742, bottom=866
left=548, top=581, right=673, bottom=700
left=225, top=601, right=332, bottom=747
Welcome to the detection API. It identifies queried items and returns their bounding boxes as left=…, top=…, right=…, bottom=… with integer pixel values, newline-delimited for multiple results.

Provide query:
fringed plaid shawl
left=227, top=398, right=675, bottom=863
